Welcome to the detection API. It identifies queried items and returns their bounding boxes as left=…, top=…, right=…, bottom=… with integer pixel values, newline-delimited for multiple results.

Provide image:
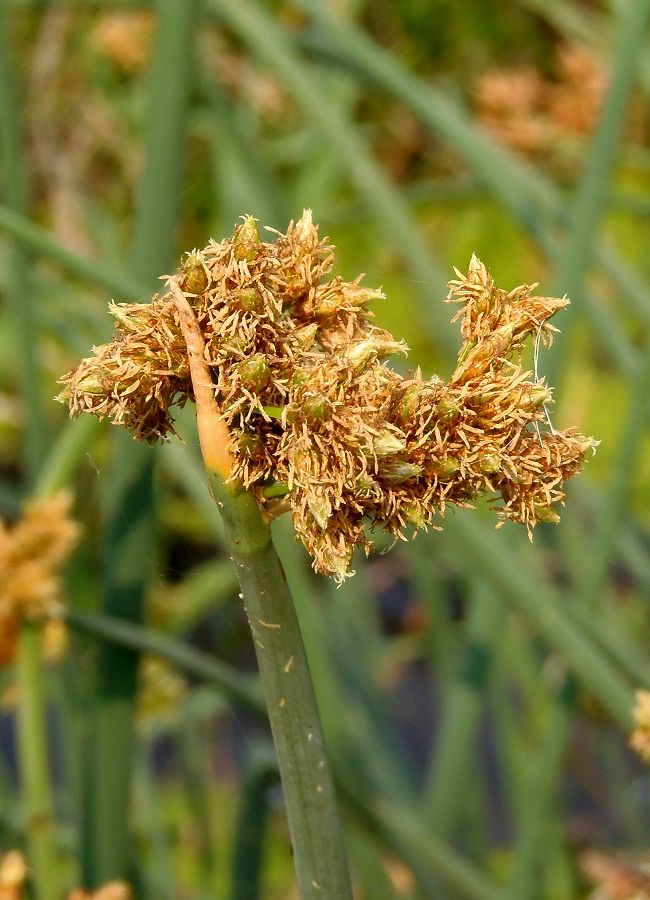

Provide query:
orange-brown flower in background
left=0, top=492, right=79, bottom=666
left=60, top=212, right=595, bottom=581
left=90, top=11, right=155, bottom=74
left=0, top=852, right=131, bottom=900
left=0, top=851, right=27, bottom=900
left=580, top=849, right=650, bottom=900
left=630, top=689, right=650, bottom=764
left=68, top=882, right=131, bottom=900
left=474, top=44, right=606, bottom=157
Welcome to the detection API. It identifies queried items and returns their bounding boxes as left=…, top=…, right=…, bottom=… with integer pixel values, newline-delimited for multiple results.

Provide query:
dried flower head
left=0, top=492, right=80, bottom=665
left=60, top=212, right=595, bottom=581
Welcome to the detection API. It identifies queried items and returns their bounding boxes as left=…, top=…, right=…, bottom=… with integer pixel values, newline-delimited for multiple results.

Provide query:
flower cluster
left=0, top=492, right=79, bottom=665
left=60, top=212, right=595, bottom=580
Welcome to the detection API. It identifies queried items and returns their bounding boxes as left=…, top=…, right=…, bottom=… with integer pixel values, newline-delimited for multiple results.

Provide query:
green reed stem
left=15, top=625, right=59, bottom=900
left=548, top=0, right=650, bottom=382
left=297, top=0, right=650, bottom=369
left=1, top=11, right=62, bottom=896
left=0, top=204, right=148, bottom=300
left=81, top=0, right=197, bottom=885
left=205, top=470, right=353, bottom=900
left=66, top=609, right=265, bottom=716
left=506, top=7, right=650, bottom=885
left=0, top=11, right=45, bottom=481
left=423, top=583, right=503, bottom=835
left=209, top=0, right=455, bottom=354
left=230, top=745, right=278, bottom=900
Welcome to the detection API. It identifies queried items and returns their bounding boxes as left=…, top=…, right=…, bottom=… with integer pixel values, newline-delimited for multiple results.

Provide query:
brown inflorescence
left=0, top=492, right=80, bottom=666
left=60, top=212, right=595, bottom=581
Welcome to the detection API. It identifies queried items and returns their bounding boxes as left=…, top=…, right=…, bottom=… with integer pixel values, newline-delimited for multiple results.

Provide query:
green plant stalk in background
left=205, top=468, right=353, bottom=900
left=15, top=625, right=59, bottom=900
left=1, top=10, right=61, bottom=899
left=81, top=0, right=197, bottom=886
left=505, top=3, right=650, bottom=890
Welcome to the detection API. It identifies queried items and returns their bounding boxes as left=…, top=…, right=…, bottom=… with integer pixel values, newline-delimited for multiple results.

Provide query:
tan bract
left=60, top=212, right=595, bottom=580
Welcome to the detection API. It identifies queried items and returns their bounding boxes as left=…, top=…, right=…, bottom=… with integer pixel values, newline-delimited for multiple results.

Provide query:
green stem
left=209, top=0, right=456, bottom=355
left=206, top=471, right=353, bottom=900
left=0, top=204, right=148, bottom=300
left=66, top=609, right=265, bottom=716
left=16, top=624, right=60, bottom=900
left=548, top=0, right=650, bottom=382
left=230, top=745, right=278, bottom=900
left=81, top=0, right=197, bottom=885
left=0, top=10, right=45, bottom=481
left=1, top=12, right=61, bottom=895
left=423, top=583, right=503, bottom=835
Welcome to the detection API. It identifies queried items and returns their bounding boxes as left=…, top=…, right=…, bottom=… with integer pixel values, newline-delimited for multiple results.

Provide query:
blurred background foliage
left=1, top=1, right=650, bottom=898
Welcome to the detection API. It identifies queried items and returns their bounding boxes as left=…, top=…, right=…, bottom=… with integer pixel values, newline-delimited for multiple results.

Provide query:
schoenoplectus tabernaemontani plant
left=60, top=211, right=595, bottom=899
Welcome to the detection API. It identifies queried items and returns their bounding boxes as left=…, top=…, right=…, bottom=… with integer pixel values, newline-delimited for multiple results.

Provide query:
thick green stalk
left=206, top=471, right=353, bottom=900
left=505, top=677, right=576, bottom=899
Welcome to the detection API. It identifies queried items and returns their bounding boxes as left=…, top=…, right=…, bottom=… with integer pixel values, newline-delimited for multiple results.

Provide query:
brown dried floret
left=59, top=211, right=595, bottom=581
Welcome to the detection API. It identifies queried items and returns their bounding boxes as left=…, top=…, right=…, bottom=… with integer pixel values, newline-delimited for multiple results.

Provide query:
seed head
left=59, top=214, right=595, bottom=581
